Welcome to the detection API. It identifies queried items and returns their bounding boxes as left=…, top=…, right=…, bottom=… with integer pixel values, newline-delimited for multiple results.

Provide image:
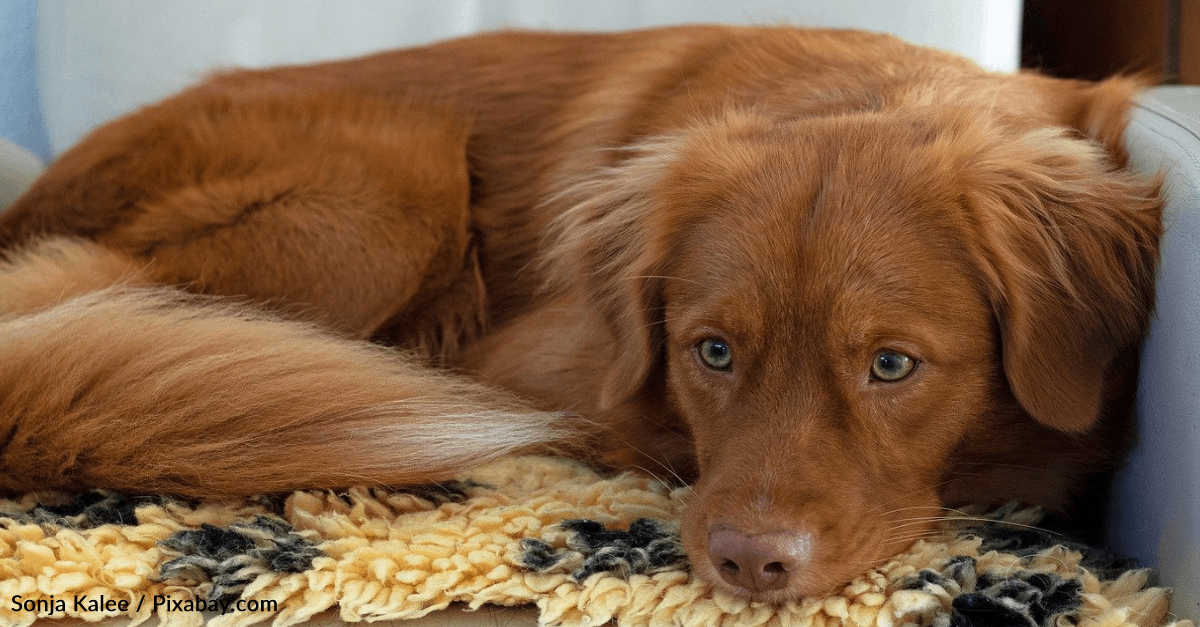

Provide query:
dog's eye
left=695, top=338, right=733, bottom=371
left=871, top=350, right=916, bottom=382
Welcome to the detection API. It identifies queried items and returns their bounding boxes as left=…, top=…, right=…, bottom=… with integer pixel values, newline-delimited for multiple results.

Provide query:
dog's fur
left=0, top=26, right=1162, bottom=600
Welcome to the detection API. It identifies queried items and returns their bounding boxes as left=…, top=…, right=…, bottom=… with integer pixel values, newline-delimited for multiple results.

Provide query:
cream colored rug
left=0, top=456, right=1190, bottom=627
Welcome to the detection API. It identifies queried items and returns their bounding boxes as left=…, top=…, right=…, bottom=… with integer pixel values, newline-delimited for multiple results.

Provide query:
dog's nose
left=707, top=525, right=813, bottom=592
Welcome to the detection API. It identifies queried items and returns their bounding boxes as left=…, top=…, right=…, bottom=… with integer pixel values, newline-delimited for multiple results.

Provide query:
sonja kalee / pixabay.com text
left=10, top=594, right=278, bottom=616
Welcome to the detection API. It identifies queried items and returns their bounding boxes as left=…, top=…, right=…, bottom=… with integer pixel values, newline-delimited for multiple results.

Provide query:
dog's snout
left=707, top=524, right=813, bottom=593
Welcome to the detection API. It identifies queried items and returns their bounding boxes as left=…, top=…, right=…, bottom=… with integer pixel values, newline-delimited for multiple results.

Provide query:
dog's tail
left=0, top=237, right=579, bottom=497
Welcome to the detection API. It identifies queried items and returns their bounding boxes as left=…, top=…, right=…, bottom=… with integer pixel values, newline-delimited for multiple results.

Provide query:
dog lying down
left=0, top=25, right=1162, bottom=602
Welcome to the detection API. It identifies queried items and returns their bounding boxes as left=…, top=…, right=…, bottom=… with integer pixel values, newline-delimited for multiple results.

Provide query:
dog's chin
left=698, top=568, right=835, bottom=605
left=709, top=581, right=803, bottom=605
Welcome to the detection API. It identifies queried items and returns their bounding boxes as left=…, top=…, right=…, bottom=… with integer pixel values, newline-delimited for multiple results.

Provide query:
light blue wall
left=0, top=0, right=51, bottom=162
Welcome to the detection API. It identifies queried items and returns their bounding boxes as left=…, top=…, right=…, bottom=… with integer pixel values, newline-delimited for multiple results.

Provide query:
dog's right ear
left=543, top=141, right=684, bottom=410
left=961, top=110, right=1162, bottom=434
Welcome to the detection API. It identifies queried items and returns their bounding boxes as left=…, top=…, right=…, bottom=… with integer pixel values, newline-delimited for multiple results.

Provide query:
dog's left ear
left=543, top=141, right=682, bottom=410
left=964, top=79, right=1162, bottom=433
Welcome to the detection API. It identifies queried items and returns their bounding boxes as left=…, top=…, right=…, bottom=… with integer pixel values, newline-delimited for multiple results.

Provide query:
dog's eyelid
left=680, top=324, right=735, bottom=348
left=857, top=333, right=927, bottom=361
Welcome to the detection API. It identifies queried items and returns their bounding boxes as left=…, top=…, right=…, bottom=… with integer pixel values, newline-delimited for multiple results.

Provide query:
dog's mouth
left=710, top=579, right=811, bottom=605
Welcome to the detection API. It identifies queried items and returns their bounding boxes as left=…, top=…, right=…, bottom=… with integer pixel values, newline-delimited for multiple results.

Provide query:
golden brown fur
left=0, top=26, right=1162, bottom=600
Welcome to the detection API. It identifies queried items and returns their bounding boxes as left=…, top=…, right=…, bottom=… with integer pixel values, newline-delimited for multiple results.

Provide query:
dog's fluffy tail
left=0, top=238, right=579, bottom=497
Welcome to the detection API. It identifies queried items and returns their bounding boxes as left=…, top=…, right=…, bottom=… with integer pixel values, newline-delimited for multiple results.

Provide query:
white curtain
left=37, top=0, right=1021, bottom=154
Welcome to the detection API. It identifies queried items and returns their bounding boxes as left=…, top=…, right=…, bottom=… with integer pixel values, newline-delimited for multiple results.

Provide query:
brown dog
left=0, top=26, right=1162, bottom=601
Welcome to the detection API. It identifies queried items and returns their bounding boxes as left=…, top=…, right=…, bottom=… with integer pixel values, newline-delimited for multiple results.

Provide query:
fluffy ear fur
left=543, top=140, right=684, bottom=409
left=963, top=110, right=1162, bottom=433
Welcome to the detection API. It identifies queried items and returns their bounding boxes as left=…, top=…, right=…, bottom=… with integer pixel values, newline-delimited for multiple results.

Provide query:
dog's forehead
left=662, top=117, right=987, bottom=333
left=670, top=124, right=975, bottom=286
left=675, top=204, right=972, bottom=316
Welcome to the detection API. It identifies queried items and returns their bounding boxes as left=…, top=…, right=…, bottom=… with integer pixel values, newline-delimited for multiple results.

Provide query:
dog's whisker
left=622, top=274, right=703, bottom=286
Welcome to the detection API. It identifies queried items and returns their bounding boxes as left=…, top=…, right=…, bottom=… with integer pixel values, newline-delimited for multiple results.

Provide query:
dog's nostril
left=707, top=525, right=813, bottom=593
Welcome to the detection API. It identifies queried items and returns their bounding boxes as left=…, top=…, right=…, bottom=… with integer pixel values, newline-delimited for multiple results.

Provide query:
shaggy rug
left=0, top=456, right=1191, bottom=627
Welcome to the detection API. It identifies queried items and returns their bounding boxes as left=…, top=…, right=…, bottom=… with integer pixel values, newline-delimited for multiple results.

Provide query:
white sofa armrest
left=1108, top=85, right=1200, bottom=624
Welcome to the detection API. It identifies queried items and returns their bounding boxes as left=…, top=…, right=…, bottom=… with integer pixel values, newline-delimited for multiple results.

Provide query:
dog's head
left=548, top=77, right=1162, bottom=600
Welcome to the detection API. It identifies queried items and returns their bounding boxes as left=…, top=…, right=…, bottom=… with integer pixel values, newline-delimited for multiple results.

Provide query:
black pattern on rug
left=0, top=490, right=168, bottom=528
left=969, top=517, right=1136, bottom=581
left=333, top=480, right=483, bottom=508
left=519, top=517, right=687, bottom=581
left=898, top=555, right=1085, bottom=627
left=158, top=515, right=323, bottom=604
left=153, top=481, right=480, bottom=604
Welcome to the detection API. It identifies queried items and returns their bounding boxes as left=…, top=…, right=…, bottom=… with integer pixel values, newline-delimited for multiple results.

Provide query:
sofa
left=1108, top=85, right=1200, bottom=624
